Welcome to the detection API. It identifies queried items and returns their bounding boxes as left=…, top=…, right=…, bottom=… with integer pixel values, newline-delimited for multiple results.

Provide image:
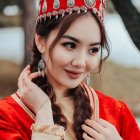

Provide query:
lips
left=65, top=69, right=83, bottom=79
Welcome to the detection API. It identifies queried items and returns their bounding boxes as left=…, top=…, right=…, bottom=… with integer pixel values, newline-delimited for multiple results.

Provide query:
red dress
left=0, top=84, right=140, bottom=139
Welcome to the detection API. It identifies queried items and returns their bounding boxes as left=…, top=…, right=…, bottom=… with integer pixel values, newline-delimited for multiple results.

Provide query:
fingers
left=24, top=70, right=31, bottom=85
left=85, top=119, right=105, bottom=134
left=82, top=119, right=117, bottom=140
left=82, top=124, right=99, bottom=139
left=30, top=72, right=40, bottom=80
left=18, top=65, right=40, bottom=84
left=18, top=65, right=32, bottom=95
left=95, top=118, right=114, bottom=128
left=18, top=65, right=30, bottom=89
left=19, top=65, right=30, bottom=82
left=83, top=132, right=95, bottom=140
left=18, top=65, right=42, bottom=97
left=22, top=65, right=30, bottom=73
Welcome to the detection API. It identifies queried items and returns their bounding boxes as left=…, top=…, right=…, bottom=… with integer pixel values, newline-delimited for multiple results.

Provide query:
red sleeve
left=0, top=96, right=32, bottom=140
left=119, top=101, right=140, bottom=140
left=0, top=111, right=24, bottom=139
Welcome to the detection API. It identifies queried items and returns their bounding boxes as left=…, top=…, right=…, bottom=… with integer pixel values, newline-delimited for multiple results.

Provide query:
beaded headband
left=37, top=0, right=105, bottom=21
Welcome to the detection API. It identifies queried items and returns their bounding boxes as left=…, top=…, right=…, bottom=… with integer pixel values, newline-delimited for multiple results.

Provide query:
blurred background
left=0, top=0, right=140, bottom=125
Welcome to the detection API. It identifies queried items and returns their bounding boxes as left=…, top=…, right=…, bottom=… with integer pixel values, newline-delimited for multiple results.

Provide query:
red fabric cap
left=38, top=0, right=105, bottom=20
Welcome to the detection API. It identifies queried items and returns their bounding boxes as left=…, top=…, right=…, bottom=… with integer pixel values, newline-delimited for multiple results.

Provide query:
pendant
left=42, top=0, right=47, bottom=12
left=84, top=0, right=95, bottom=7
left=53, top=0, right=60, bottom=9
left=67, top=0, right=75, bottom=7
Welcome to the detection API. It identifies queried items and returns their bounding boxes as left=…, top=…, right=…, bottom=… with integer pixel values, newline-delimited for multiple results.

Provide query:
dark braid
left=71, top=86, right=92, bottom=140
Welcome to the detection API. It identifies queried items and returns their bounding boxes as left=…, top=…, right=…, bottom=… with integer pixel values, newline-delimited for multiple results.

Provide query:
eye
left=62, top=42, right=76, bottom=49
left=89, top=46, right=101, bottom=55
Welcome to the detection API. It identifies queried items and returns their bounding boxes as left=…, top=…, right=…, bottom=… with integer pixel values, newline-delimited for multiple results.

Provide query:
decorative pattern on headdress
left=37, top=0, right=106, bottom=21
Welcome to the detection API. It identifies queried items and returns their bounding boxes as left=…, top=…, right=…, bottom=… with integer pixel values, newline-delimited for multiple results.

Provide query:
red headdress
left=38, top=0, right=106, bottom=21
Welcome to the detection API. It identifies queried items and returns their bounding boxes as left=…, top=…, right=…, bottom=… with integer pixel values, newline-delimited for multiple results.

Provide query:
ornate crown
left=37, top=0, right=105, bottom=21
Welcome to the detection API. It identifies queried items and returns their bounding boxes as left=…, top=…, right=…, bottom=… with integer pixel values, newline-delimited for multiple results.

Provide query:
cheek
left=87, top=56, right=100, bottom=72
left=51, top=47, right=72, bottom=66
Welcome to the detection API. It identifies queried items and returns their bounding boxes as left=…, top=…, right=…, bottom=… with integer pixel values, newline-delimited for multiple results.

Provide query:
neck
left=47, top=76, right=69, bottom=100
left=53, top=84, right=69, bottom=100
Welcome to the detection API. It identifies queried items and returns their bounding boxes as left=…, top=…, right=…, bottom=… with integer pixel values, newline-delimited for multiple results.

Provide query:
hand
left=82, top=118, right=123, bottom=140
left=17, top=65, right=51, bottom=114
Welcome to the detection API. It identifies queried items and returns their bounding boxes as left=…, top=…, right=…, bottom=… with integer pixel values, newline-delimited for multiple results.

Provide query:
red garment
left=0, top=87, right=140, bottom=140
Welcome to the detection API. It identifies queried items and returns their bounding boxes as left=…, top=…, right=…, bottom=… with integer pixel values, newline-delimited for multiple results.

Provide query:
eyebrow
left=62, top=34, right=101, bottom=46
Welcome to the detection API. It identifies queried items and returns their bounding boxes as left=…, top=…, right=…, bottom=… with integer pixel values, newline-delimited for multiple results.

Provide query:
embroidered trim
left=37, top=5, right=103, bottom=22
left=89, top=86, right=99, bottom=119
left=38, top=0, right=105, bottom=21
left=81, top=83, right=99, bottom=119
left=11, top=93, right=35, bottom=121
left=81, top=83, right=91, bottom=104
left=31, top=124, right=65, bottom=139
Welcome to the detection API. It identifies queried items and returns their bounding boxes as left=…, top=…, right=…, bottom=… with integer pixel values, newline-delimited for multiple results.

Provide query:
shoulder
left=93, top=89, right=131, bottom=116
left=0, top=94, right=34, bottom=122
left=81, top=83, right=132, bottom=117
left=0, top=95, right=20, bottom=119
left=0, top=95, right=18, bottom=125
left=0, top=95, right=15, bottom=112
left=81, top=83, right=123, bottom=108
left=95, top=90, right=122, bottom=106
left=95, top=89, right=129, bottom=112
left=94, top=89, right=136, bottom=125
left=0, top=95, right=33, bottom=139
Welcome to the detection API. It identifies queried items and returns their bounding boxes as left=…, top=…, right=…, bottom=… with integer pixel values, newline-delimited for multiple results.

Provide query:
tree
left=111, top=0, right=140, bottom=51
left=21, top=0, right=37, bottom=66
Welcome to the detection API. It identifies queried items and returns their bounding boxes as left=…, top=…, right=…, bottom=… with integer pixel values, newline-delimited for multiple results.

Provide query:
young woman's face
left=43, top=13, right=101, bottom=90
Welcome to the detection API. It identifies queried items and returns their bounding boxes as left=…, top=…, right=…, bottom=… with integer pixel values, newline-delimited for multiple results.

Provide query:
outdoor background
left=0, top=0, right=140, bottom=125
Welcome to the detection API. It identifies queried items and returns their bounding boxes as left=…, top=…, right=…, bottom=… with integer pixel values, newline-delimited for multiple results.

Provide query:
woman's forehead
left=62, top=15, right=101, bottom=42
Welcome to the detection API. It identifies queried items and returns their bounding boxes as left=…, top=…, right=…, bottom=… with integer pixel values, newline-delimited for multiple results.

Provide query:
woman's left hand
left=82, top=118, right=123, bottom=140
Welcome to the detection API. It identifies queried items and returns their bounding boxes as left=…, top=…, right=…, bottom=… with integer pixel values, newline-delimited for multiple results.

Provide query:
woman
left=0, top=0, right=139, bottom=139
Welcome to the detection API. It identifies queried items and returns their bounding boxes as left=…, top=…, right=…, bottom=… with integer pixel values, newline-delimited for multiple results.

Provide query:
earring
left=38, top=56, right=46, bottom=77
left=86, top=73, right=90, bottom=85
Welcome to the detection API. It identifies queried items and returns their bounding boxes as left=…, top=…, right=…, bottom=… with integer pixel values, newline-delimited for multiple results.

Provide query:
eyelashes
left=89, top=47, right=101, bottom=54
left=61, top=41, right=101, bottom=54
left=62, top=42, right=76, bottom=49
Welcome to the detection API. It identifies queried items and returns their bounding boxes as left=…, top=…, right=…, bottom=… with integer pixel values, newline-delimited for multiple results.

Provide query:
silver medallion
left=42, top=0, right=47, bottom=12
left=67, top=0, right=75, bottom=7
left=84, top=0, right=95, bottom=7
left=53, top=0, right=60, bottom=9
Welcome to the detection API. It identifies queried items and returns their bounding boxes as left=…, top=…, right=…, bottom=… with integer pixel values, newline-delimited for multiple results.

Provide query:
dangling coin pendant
left=42, top=0, right=47, bottom=12
left=53, top=0, right=60, bottom=9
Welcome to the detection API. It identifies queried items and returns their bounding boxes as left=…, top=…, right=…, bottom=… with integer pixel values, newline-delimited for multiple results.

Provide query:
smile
left=65, top=69, right=82, bottom=79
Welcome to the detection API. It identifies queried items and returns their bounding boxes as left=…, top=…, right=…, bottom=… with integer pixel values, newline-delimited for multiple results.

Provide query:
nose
left=71, top=52, right=86, bottom=68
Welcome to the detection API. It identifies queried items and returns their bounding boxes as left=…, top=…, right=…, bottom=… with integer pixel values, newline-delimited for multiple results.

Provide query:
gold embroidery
left=88, top=86, right=99, bottom=119
left=11, top=94, right=35, bottom=121
left=81, top=83, right=99, bottom=119
left=31, top=123, right=65, bottom=139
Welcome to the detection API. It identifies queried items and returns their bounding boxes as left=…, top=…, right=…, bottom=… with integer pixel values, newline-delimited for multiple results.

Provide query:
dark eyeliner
left=89, top=46, right=100, bottom=54
left=62, top=42, right=76, bottom=49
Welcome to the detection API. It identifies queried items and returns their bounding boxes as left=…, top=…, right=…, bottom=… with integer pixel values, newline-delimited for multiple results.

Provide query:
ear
left=35, top=34, right=46, bottom=53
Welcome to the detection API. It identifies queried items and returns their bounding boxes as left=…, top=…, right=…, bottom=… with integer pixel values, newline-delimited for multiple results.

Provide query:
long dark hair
left=30, top=11, right=110, bottom=140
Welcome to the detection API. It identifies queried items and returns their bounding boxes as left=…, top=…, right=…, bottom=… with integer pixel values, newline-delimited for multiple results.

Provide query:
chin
left=64, top=81, right=83, bottom=89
